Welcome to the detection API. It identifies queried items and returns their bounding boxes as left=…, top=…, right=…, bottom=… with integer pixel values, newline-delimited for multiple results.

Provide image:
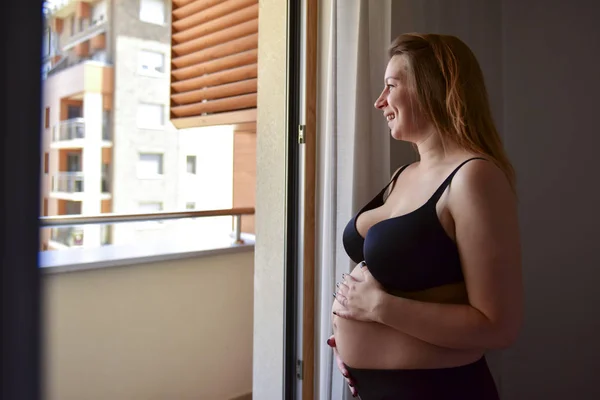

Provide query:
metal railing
left=64, top=21, right=108, bottom=50
left=52, top=172, right=84, bottom=193
left=53, top=118, right=85, bottom=142
left=40, top=207, right=255, bottom=244
left=52, top=172, right=83, bottom=193
left=50, top=226, right=84, bottom=247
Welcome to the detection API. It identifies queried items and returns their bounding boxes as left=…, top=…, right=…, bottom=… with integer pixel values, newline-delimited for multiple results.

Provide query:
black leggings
left=344, top=357, right=499, bottom=400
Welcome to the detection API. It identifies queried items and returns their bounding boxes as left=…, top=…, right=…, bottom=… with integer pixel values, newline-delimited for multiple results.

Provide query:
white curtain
left=315, top=1, right=391, bottom=399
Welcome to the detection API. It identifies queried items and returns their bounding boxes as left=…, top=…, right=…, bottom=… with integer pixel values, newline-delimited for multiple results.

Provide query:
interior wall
left=389, top=0, right=600, bottom=398
left=501, top=1, right=600, bottom=398
left=389, top=0, right=504, bottom=174
left=43, top=251, right=254, bottom=400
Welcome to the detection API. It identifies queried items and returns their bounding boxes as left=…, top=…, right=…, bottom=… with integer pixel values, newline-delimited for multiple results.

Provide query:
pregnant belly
left=333, top=315, right=483, bottom=370
left=331, top=278, right=483, bottom=369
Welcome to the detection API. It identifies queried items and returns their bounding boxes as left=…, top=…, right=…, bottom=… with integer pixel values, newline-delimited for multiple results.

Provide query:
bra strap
left=428, top=157, right=487, bottom=204
left=383, top=163, right=412, bottom=196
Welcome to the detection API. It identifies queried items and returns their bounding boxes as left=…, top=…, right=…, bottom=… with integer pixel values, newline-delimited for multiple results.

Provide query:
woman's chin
left=390, top=129, right=404, bottom=141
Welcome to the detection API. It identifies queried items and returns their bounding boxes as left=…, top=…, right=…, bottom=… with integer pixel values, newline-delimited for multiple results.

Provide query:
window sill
left=139, top=19, right=167, bottom=27
left=39, top=233, right=255, bottom=274
left=137, top=70, right=165, bottom=79
left=137, top=125, right=166, bottom=131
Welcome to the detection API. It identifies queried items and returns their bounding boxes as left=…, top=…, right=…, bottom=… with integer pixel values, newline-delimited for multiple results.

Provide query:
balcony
left=51, top=118, right=112, bottom=148
left=52, top=172, right=84, bottom=193
left=63, top=21, right=107, bottom=52
left=39, top=209, right=254, bottom=400
left=53, top=118, right=85, bottom=142
left=49, top=226, right=84, bottom=247
left=51, top=172, right=111, bottom=201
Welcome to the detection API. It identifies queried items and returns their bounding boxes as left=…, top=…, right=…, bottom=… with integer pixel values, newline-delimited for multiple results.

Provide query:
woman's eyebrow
left=385, top=76, right=401, bottom=82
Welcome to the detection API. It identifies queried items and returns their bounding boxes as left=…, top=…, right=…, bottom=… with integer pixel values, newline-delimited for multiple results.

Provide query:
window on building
left=185, top=202, right=195, bottom=210
left=137, top=201, right=164, bottom=228
left=137, top=153, right=164, bottom=178
left=139, top=0, right=165, bottom=25
left=70, top=16, right=76, bottom=36
left=186, top=155, right=196, bottom=174
left=138, top=201, right=163, bottom=213
left=92, top=51, right=107, bottom=63
left=44, top=153, right=49, bottom=174
left=44, top=107, right=50, bottom=129
left=139, top=50, right=165, bottom=74
left=91, top=0, right=107, bottom=25
left=137, top=103, right=164, bottom=128
left=42, top=28, right=50, bottom=57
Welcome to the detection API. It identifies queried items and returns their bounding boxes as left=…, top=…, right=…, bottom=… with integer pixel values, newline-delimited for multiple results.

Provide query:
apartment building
left=41, top=0, right=239, bottom=250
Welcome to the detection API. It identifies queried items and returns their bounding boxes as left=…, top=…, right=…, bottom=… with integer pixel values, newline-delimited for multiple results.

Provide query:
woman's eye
left=386, top=84, right=394, bottom=90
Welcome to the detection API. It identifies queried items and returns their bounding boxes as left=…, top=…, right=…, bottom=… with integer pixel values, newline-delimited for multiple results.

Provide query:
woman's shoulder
left=448, top=157, right=517, bottom=213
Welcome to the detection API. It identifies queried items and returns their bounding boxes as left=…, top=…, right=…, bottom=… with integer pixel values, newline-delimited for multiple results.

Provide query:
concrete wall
left=43, top=251, right=254, bottom=400
left=113, top=0, right=171, bottom=44
left=111, top=35, right=178, bottom=215
left=109, top=0, right=236, bottom=246
left=389, top=0, right=600, bottom=398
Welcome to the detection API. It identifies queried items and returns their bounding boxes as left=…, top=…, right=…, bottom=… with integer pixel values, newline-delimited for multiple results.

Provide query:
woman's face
left=374, top=55, right=424, bottom=141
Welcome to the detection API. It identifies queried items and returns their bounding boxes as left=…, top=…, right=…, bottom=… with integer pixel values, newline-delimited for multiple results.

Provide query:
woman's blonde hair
left=389, top=33, right=516, bottom=190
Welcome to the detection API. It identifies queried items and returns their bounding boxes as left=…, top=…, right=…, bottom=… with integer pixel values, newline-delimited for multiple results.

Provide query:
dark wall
left=389, top=0, right=504, bottom=172
left=390, top=0, right=600, bottom=398
left=501, top=1, right=600, bottom=398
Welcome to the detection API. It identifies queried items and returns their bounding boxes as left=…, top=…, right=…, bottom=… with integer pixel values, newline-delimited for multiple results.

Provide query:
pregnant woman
left=328, top=33, right=523, bottom=399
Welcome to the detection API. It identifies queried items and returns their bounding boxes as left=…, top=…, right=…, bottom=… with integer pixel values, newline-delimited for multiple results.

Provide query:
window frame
left=136, top=102, right=165, bottom=129
left=186, top=155, right=197, bottom=174
left=139, top=0, right=166, bottom=25
left=138, top=49, right=165, bottom=76
left=136, top=152, right=164, bottom=179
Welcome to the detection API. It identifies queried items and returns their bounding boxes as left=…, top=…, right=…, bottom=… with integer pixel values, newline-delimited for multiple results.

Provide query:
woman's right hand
left=327, top=335, right=357, bottom=397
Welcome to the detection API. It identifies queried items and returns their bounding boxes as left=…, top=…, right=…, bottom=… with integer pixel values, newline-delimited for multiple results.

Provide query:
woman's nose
left=374, top=92, right=387, bottom=109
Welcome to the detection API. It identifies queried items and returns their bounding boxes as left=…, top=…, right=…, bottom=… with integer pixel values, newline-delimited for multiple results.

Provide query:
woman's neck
left=414, top=132, right=466, bottom=168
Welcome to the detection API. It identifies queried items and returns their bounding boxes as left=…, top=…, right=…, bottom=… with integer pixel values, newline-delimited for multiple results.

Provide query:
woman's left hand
left=334, top=262, right=386, bottom=322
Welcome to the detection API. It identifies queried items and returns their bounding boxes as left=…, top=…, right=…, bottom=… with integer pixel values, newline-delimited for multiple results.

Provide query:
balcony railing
left=52, top=117, right=112, bottom=142
left=53, top=118, right=85, bottom=142
left=40, top=207, right=255, bottom=245
left=64, top=21, right=108, bottom=50
left=50, top=226, right=84, bottom=247
left=52, top=172, right=84, bottom=193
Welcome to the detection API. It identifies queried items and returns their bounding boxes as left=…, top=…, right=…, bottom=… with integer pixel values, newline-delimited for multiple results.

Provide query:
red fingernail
left=326, top=338, right=332, bottom=347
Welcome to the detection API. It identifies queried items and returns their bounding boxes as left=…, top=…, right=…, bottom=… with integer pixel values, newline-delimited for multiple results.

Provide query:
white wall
left=43, top=251, right=254, bottom=400
left=389, top=1, right=600, bottom=398
left=254, top=0, right=289, bottom=398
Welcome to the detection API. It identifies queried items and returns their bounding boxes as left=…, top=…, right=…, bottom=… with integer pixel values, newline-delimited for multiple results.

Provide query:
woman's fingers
left=333, top=345, right=349, bottom=378
left=349, top=383, right=358, bottom=397
left=326, top=334, right=336, bottom=347
left=328, top=336, right=357, bottom=396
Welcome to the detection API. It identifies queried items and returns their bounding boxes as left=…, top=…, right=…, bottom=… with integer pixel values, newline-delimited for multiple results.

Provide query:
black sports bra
left=342, top=158, right=485, bottom=293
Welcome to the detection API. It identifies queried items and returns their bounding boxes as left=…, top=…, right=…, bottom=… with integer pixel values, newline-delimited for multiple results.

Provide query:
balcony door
left=66, top=152, right=81, bottom=172
left=67, top=105, right=82, bottom=119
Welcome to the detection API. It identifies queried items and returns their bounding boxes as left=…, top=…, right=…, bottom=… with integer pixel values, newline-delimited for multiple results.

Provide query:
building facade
left=41, top=0, right=236, bottom=250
